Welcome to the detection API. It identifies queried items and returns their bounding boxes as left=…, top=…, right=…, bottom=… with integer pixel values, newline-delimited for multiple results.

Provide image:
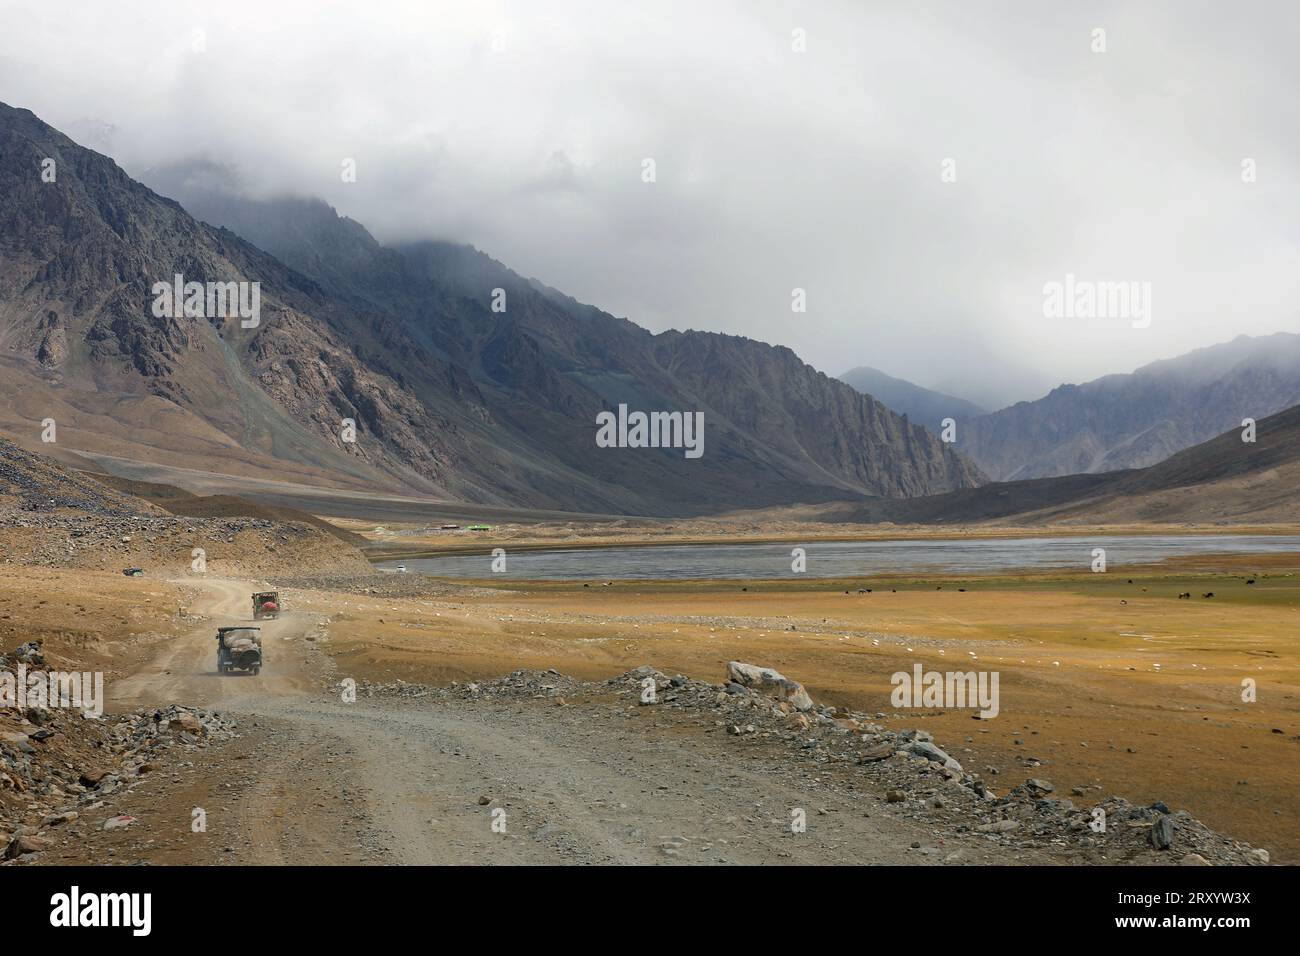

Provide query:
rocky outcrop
left=725, top=661, right=814, bottom=711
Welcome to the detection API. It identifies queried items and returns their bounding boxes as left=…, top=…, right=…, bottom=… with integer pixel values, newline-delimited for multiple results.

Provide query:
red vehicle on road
left=252, top=591, right=280, bottom=620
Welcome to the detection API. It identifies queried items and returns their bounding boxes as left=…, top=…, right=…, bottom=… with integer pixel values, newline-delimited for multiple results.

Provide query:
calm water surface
left=375, top=534, right=1300, bottom=581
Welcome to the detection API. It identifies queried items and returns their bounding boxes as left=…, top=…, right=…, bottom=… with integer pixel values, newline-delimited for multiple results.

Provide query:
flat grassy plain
left=5, top=541, right=1293, bottom=862
left=289, top=553, right=1300, bottom=862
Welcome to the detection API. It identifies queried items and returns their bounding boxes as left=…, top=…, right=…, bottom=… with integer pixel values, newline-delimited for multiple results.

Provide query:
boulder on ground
left=4, top=834, right=47, bottom=859
left=167, top=713, right=205, bottom=736
left=977, top=819, right=1020, bottom=833
left=726, top=661, right=813, bottom=711
left=1148, top=814, right=1175, bottom=850
left=907, top=740, right=963, bottom=772
left=859, top=742, right=894, bottom=763
left=627, top=665, right=672, bottom=694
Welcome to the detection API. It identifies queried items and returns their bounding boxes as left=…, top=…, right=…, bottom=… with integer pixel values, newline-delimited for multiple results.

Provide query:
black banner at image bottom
left=0, top=864, right=1278, bottom=940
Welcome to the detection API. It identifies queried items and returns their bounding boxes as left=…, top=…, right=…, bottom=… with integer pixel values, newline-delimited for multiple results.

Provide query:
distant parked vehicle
left=122, top=567, right=144, bottom=577
left=252, top=591, right=280, bottom=620
left=440, top=524, right=460, bottom=530
left=396, top=565, right=408, bottom=573
left=468, top=524, right=491, bottom=531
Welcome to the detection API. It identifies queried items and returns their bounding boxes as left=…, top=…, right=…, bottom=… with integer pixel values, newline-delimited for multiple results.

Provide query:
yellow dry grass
left=292, top=565, right=1300, bottom=862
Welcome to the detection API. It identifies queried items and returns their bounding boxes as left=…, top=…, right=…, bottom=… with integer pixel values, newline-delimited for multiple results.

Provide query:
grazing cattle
left=1202, top=592, right=1215, bottom=599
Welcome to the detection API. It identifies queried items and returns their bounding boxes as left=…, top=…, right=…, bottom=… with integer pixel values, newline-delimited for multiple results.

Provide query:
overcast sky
left=3, top=0, right=1298, bottom=407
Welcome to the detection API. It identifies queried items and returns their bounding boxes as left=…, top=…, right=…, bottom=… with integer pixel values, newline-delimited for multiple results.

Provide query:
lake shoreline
left=371, top=533, right=1300, bottom=582
left=360, top=523, right=1300, bottom=562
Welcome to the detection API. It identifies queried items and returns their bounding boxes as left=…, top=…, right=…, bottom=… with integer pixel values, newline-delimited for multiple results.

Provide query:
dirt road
left=112, top=579, right=319, bottom=708
left=95, top=578, right=1062, bottom=865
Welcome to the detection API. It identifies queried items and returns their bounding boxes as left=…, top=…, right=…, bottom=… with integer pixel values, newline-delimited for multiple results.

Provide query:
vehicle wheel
left=252, top=666, right=261, bottom=675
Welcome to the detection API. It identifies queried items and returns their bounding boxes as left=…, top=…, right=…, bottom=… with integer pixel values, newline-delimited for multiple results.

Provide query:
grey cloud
left=2, top=0, right=1296, bottom=409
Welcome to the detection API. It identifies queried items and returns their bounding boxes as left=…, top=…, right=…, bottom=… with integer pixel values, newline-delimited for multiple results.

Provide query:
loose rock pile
left=1, top=689, right=237, bottom=863
left=0, top=439, right=149, bottom=516
left=355, top=660, right=1271, bottom=866
left=355, top=667, right=583, bottom=704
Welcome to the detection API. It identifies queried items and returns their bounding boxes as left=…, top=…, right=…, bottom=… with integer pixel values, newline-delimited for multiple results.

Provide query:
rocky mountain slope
left=838, top=400, right=1300, bottom=525
left=0, top=104, right=983, bottom=517
left=957, top=333, right=1300, bottom=481
left=839, top=365, right=987, bottom=434
left=0, top=104, right=464, bottom=499
left=131, top=158, right=985, bottom=511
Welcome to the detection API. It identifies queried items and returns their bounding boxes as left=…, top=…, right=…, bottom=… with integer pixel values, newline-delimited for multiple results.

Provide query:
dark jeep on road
left=216, top=626, right=262, bottom=675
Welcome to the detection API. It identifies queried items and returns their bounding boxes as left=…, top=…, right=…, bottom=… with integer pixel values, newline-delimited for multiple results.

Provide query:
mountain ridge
left=0, top=103, right=983, bottom=516
left=956, top=332, right=1300, bottom=481
left=834, top=399, right=1300, bottom=526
